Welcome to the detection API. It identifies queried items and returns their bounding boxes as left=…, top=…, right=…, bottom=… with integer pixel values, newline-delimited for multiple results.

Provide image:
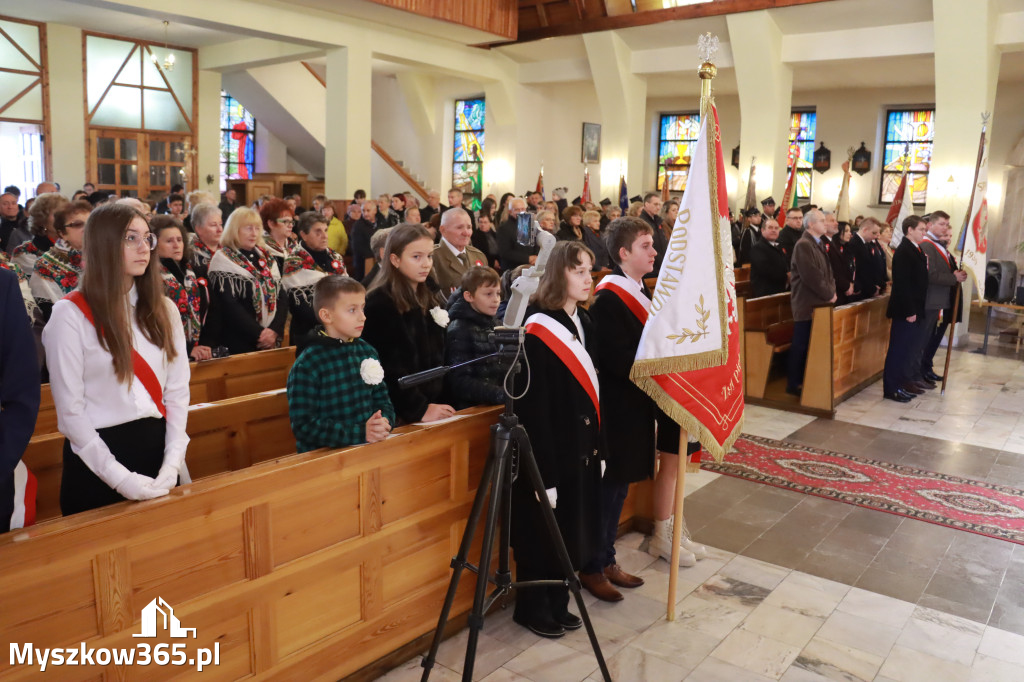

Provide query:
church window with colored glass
left=453, top=98, right=485, bottom=211
left=656, top=113, right=700, bottom=192
left=879, top=108, right=933, bottom=205
left=220, top=91, right=255, bottom=189
left=787, top=110, right=816, bottom=202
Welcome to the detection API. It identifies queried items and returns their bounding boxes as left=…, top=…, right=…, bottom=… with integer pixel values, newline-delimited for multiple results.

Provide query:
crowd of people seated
left=2, top=177, right=943, bottom=641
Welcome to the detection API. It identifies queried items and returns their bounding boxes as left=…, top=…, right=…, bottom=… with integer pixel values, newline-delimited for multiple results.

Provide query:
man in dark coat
left=822, top=212, right=854, bottom=304
left=737, top=209, right=762, bottom=267
left=638, top=192, right=666, bottom=275
left=348, top=201, right=381, bottom=281
left=749, top=218, right=789, bottom=298
left=761, top=196, right=776, bottom=223
left=0, top=268, right=40, bottom=532
left=496, top=197, right=538, bottom=270
left=787, top=210, right=835, bottom=395
left=219, top=188, right=239, bottom=223
left=846, top=217, right=888, bottom=300
left=919, top=211, right=967, bottom=382
left=420, top=190, right=446, bottom=225
left=0, top=192, right=28, bottom=255
left=883, top=215, right=931, bottom=402
left=777, top=207, right=805, bottom=262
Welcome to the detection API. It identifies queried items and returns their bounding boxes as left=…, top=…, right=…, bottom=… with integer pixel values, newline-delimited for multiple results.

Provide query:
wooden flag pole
left=667, top=429, right=689, bottom=621
left=940, top=288, right=960, bottom=395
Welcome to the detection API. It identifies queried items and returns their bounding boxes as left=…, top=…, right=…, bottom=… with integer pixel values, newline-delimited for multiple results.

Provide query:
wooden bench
left=3, top=405, right=655, bottom=681
left=740, top=293, right=891, bottom=416
left=32, top=347, right=296, bottom=438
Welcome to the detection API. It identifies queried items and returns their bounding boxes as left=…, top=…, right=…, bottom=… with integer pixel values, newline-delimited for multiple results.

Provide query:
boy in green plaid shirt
left=287, top=275, right=395, bottom=452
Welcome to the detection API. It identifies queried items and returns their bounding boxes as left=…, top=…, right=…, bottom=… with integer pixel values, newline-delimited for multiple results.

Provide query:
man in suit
left=420, top=191, right=446, bottom=225
left=822, top=211, right=854, bottom=304
left=883, top=215, right=931, bottom=402
left=749, top=219, right=789, bottom=298
left=638, top=192, right=666, bottom=274
left=431, top=208, right=487, bottom=294
left=349, top=200, right=382, bottom=281
left=445, top=188, right=476, bottom=229
left=847, top=217, right=888, bottom=300
left=219, top=188, right=239, bottom=223
left=737, top=209, right=762, bottom=267
left=787, top=210, right=836, bottom=395
left=919, top=211, right=967, bottom=383
left=777, top=207, right=804, bottom=261
left=496, top=197, right=539, bottom=270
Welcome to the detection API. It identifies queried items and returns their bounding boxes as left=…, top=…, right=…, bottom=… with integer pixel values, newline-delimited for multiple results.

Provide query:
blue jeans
left=582, top=476, right=630, bottom=574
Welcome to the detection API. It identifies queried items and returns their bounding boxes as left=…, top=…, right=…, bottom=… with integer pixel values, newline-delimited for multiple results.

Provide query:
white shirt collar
left=441, top=236, right=465, bottom=257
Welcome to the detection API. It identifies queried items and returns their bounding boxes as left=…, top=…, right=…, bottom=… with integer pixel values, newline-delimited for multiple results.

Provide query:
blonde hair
left=582, top=210, right=601, bottom=228
left=626, top=201, right=643, bottom=217
left=221, top=207, right=267, bottom=250
left=187, top=190, right=216, bottom=208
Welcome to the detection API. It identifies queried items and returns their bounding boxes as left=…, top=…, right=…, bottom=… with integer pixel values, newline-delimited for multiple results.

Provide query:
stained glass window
left=879, top=108, right=933, bottom=205
left=656, top=113, right=700, bottom=192
left=453, top=98, right=485, bottom=211
left=220, top=91, right=255, bottom=189
left=787, top=110, right=816, bottom=202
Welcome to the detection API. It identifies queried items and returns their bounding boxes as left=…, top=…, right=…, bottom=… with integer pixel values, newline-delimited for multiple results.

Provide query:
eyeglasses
left=64, top=220, right=86, bottom=229
left=124, top=232, right=157, bottom=250
left=275, top=218, right=295, bottom=226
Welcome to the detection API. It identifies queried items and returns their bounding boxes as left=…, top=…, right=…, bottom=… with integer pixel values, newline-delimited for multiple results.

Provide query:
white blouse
left=42, top=287, right=190, bottom=489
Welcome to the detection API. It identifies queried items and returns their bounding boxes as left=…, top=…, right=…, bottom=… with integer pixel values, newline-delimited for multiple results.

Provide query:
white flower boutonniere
left=430, top=306, right=450, bottom=328
left=360, top=358, right=385, bottom=385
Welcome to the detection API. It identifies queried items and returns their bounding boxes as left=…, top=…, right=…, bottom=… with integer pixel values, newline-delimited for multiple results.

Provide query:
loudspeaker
left=985, top=260, right=1017, bottom=302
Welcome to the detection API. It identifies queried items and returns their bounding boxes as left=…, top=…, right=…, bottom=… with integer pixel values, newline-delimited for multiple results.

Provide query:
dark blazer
left=208, top=265, right=286, bottom=355
left=887, top=238, right=929, bottom=320
left=737, top=226, right=759, bottom=267
left=824, top=235, right=853, bottom=304
left=639, top=210, right=667, bottom=275
left=778, top=226, right=803, bottom=262
left=749, top=239, right=789, bottom=298
left=348, top=218, right=378, bottom=281
left=589, top=268, right=656, bottom=484
left=789, top=232, right=835, bottom=321
left=846, top=233, right=887, bottom=300
left=511, top=306, right=602, bottom=568
left=471, top=228, right=499, bottom=268
left=920, top=239, right=959, bottom=311
left=496, top=218, right=539, bottom=271
left=361, top=284, right=447, bottom=424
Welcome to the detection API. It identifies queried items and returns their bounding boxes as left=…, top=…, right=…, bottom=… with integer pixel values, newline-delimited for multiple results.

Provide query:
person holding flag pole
left=629, top=33, right=744, bottom=620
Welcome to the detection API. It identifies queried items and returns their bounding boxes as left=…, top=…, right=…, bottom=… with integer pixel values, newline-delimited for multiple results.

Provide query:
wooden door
left=89, top=128, right=193, bottom=200
left=146, top=133, right=187, bottom=200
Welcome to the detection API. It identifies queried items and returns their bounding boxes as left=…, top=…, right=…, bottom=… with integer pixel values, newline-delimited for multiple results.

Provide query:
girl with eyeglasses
left=42, top=203, right=190, bottom=514
left=259, top=197, right=297, bottom=274
left=29, top=200, right=91, bottom=325
left=207, top=207, right=286, bottom=355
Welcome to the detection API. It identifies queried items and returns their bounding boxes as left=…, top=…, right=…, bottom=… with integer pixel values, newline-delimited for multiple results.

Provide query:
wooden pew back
left=743, top=292, right=793, bottom=331
left=33, top=347, right=296, bottom=438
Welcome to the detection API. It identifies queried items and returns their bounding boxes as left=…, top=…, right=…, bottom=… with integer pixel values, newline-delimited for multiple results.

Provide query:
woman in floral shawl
left=259, top=197, right=296, bottom=274
left=29, top=200, right=88, bottom=322
left=0, top=251, right=35, bottom=317
left=153, top=215, right=215, bottom=360
left=283, top=211, right=347, bottom=345
left=207, top=207, right=286, bottom=355
left=12, top=193, right=68, bottom=273
left=189, top=202, right=223, bottom=280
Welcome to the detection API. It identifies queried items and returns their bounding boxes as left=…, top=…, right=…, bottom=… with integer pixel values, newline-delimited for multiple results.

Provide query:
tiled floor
left=373, top=346, right=1024, bottom=681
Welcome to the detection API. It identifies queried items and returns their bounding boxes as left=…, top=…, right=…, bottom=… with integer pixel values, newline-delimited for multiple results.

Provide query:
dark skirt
left=60, top=417, right=166, bottom=516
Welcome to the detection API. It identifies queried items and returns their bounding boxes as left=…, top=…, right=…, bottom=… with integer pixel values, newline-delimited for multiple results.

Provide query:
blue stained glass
left=660, top=114, right=700, bottom=141
left=453, top=98, right=484, bottom=209
left=880, top=108, right=934, bottom=204
left=455, top=98, right=485, bottom=132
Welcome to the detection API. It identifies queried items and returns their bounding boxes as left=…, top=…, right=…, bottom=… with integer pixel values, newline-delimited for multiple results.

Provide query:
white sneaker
left=670, top=516, right=708, bottom=560
left=648, top=519, right=697, bottom=566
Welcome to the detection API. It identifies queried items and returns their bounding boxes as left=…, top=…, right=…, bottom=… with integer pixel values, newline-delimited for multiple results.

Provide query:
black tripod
left=401, top=343, right=611, bottom=682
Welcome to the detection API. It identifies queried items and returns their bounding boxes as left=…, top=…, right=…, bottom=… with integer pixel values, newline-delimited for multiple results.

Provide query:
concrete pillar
left=726, top=11, right=793, bottom=206
left=583, top=31, right=647, bottom=200
left=196, top=69, right=221, bottom=193
left=46, top=23, right=87, bottom=188
left=929, top=0, right=1001, bottom=342
left=325, top=41, right=372, bottom=198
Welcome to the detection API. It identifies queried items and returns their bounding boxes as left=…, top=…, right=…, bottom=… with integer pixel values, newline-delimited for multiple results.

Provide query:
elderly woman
left=282, top=211, right=347, bottom=342
left=153, top=215, right=214, bottom=360
left=12, top=193, right=69, bottom=273
left=189, top=202, right=223, bottom=280
left=556, top=205, right=584, bottom=241
left=536, top=209, right=558, bottom=234
left=259, top=197, right=296, bottom=273
left=30, top=200, right=89, bottom=322
left=207, top=207, right=286, bottom=355
left=581, top=210, right=612, bottom=271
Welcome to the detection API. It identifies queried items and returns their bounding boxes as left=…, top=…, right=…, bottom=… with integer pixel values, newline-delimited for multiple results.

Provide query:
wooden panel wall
left=369, top=0, right=518, bottom=40
left=832, top=295, right=889, bottom=401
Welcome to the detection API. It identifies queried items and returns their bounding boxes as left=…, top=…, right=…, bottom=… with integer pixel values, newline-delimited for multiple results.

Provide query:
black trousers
left=60, top=418, right=166, bottom=516
left=884, top=318, right=924, bottom=394
left=581, top=477, right=629, bottom=574
left=514, top=559, right=571, bottom=624
left=920, top=308, right=949, bottom=375
left=787, top=320, right=813, bottom=392
left=0, top=473, right=12, bottom=533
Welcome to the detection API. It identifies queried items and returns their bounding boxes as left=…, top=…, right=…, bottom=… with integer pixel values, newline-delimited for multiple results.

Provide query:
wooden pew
left=32, top=347, right=296, bottom=438
left=2, top=407, right=655, bottom=681
left=741, top=293, right=891, bottom=416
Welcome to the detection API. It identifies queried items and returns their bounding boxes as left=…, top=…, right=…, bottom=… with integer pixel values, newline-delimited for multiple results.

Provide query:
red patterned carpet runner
left=702, top=435, right=1024, bottom=544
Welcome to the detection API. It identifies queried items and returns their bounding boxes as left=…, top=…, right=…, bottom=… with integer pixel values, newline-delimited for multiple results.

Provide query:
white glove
left=601, top=461, right=607, bottom=478
left=153, top=464, right=180, bottom=491
left=114, top=472, right=170, bottom=501
left=545, top=487, right=557, bottom=509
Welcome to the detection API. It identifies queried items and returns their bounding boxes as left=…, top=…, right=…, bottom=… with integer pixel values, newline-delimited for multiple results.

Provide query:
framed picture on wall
left=582, top=122, right=601, bottom=164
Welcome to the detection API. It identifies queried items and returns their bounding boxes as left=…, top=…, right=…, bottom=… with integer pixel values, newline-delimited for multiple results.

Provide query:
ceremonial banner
left=955, top=126, right=989, bottom=294
left=743, top=158, right=757, bottom=212
left=776, top=146, right=800, bottom=219
left=535, top=167, right=544, bottom=200
left=887, top=168, right=913, bottom=250
left=630, top=105, right=744, bottom=461
left=835, top=159, right=851, bottom=223
left=619, top=174, right=629, bottom=211
left=582, top=167, right=592, bottom=204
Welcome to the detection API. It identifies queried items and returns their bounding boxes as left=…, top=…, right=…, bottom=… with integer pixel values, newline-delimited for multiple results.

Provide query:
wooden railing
left=370, top=141, right=430, bottom=202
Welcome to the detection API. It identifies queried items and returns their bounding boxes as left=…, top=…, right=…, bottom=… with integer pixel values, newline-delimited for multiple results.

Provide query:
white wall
left=46, top=23, right=86, bottom=189
left=256, top=126, right=288, bottom=172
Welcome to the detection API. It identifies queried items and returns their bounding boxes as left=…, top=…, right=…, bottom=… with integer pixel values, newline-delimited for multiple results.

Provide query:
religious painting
left=787, top=110, right=817, bottom=202
left=582, top=122, right=601, bottom=164
left=454, top=97, right=485, bottom=210
left=220, top=91, right=255, bottom=186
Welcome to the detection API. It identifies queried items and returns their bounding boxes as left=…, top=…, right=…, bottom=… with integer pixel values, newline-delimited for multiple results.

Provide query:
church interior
left=3, top=0, right=1024, bottom=680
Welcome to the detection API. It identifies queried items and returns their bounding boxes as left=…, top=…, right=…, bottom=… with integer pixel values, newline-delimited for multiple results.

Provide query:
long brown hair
left=81, top=203, right=178, bottom=384
left=369, top=223, right=442, bottom=314
left=532, top=240, right=594, bottom=310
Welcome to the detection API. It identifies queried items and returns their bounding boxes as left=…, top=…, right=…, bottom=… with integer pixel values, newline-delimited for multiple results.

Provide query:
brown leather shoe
left=902, top=382, right=925, bottom=395
left=579, top=571, right=623, bottom=602
left=604, top=564, right=644, bottom=588
left=915, top=380, right=936, bottom=390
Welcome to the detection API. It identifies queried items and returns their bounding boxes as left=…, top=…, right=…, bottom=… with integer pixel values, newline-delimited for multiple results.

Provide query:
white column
left=325, top=40, right=372, bottom=197
left=196, top=69, right=221, bottom=193
left=726, top=11, right=793, bottom=205
left=46, top=23, right=87, bottom=188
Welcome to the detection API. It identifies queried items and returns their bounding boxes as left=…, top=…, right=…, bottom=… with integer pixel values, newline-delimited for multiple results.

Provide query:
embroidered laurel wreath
left=360, top=358, right=385, bottom=385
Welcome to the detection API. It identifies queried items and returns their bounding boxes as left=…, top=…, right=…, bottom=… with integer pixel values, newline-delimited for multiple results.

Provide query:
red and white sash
left=524, top=312, right=600, bottom=422
left=921, top=238, right=952, bottom=268
left=594, top=274, right=651, bottom=324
